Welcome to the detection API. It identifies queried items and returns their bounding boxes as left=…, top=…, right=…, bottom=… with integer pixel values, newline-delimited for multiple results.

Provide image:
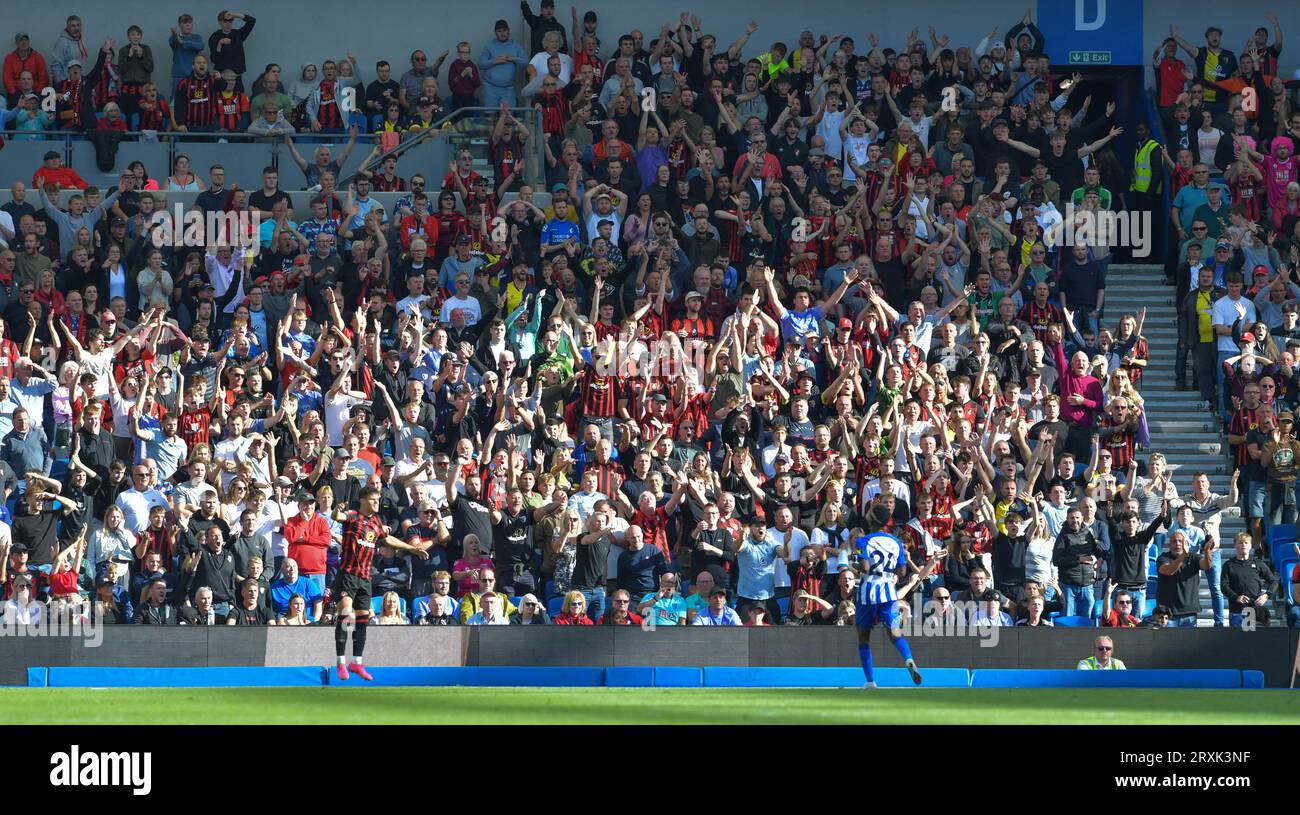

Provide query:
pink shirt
left=452, top=554, right=495, bottom=596
left=1261, top=154, right=1299, bottom=211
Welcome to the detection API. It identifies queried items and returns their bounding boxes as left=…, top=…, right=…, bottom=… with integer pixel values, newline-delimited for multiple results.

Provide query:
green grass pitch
left=2, top=687, right=1298, bottom=724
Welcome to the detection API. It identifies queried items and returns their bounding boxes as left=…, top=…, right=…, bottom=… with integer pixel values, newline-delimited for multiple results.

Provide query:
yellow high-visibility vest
left=1131, top=139, right=1162, bottom=193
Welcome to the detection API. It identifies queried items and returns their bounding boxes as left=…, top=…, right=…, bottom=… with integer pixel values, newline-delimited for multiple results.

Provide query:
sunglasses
left=1096, top=645, right=1113, bottom=652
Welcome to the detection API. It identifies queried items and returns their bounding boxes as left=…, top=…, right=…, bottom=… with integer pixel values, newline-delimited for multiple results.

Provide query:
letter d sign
left=1075, top=0, right=1106, bottom=32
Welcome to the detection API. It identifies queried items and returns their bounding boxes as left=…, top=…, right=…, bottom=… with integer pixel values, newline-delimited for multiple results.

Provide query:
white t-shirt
left=325, top=392, right=359, bottom=446
left=213, top=436, right=254, bottom=490
left=440, top=295, right=482, bottom=325
left=1211, top=295, right=1255, bottom=353
left=842, top=132, right=873, bottom=183
left=84, top=348, right=113, bottom=399
left=529, top=52, right=573, bottom=83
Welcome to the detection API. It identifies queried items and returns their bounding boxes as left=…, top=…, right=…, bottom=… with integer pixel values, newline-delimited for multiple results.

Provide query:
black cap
left=649, top=393, right=668, bottom=403
left=540, top=0, right=555, bottom=7
left=982, top=589, right=1004, bottom=603
left=709, top=586, right=728, bottom=598
left=991, top=118, right=1009, bottom=129
left=494, top=19, right=509, bottom=30
left=583, top=10, right=597, bottom=21
left=96, top=576, right=115, bottom=588
left=8, top=543, right=28, bottom=554
left=294, top=489, right=316, bottom=503
left=456, top=234, right=472, bottom=244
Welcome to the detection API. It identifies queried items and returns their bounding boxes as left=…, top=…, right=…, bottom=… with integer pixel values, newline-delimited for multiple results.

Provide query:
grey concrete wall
left=2, top=627, right=1295, bottom=685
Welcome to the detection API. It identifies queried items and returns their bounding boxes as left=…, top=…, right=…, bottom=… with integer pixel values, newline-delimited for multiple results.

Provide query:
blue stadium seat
left=777, top=596, right=789, bottom=619
left=1268, top=524, right=1297, bottom=563
left=1143, top=599, right=1156, bottom=618
left=1147, top=542, right=1160, bottom=576
left=543, top=580, right=555, bottom=599
left=1147, top=576, right=1158, bottom=597
left=509, top=596, right=523, bottom=610
left=1091, top=599, right=1104, bottom=619
left=1053, top=615, right=1093, bottom=628
left=547, top=596, right=564, bottom=616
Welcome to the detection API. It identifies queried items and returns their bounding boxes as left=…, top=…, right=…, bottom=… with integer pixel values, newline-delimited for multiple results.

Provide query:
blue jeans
left=1229, top=611, right=1253, bottom=629
left=1062, top=584, right=1095, bottom=618
left=577, top=586, right=606, bottom=623
left=1169, top=614, right=1199, bottom=627
left=482, top=84, right=516, bottom=108
left=306, top=574, right=327, bottom=596
left=1289, top=605, right=1300, bottom=628
left=1203, top=549, right=1225, bottom=626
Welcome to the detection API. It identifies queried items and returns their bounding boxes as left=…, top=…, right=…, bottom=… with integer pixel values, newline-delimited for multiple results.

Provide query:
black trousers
left=1193, top=342, right=1218, bottom=403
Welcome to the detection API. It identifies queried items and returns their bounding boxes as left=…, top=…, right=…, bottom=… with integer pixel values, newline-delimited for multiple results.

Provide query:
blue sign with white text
left=1036, top=0, right=1143, bottom=67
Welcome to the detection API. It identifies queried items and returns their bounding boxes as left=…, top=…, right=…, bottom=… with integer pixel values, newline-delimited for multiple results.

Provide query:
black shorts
left=332, top=571, right=372, bottom=613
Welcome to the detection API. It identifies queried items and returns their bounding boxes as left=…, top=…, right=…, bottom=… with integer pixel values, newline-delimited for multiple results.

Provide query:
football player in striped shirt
left=852, top=505, right=924, bottom=688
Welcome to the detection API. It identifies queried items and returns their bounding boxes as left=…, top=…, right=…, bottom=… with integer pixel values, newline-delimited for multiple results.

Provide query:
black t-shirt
left=12, top=508, right=59, bottom=565
left=688, top=527, right=734, bottom=578
left=450, top=492, right=493, bottom=564
left=1156, top=552, right=1203, bottom=617
left=572, top=533, right=611, bottom=589
left=248, top=189, right=292, bottom=214
left=493, top=509, right=535, bottom=575
left=227, top=603, right=272, bottom=625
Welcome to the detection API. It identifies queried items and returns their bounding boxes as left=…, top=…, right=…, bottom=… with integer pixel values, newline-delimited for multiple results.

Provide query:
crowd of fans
left=0, top=5, right=1296, bottom=632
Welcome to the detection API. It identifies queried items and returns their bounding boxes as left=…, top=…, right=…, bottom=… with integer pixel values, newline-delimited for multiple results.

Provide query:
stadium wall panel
left=2, top=628, right=1297, bottom=686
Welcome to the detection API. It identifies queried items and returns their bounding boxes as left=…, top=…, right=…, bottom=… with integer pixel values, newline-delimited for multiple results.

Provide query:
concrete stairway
left=1106, top=264, right=1242, bottom=626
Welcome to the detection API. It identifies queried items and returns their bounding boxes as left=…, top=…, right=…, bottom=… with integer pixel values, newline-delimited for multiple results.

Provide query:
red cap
left=838, top=317, right=853, bottom=330
left=1242, top=331, right=1256, bottom=343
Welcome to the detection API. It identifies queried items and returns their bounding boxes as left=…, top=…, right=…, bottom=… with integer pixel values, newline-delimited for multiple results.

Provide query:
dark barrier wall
left=2, top=629, right=1297, bottom=687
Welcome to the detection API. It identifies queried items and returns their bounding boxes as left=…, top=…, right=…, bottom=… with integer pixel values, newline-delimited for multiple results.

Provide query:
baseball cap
left=991, top=118, right=1009, bottom=129
left=649, top=393, right=668, bottom=403
left=67, top=60, right=82, bottom=70
left=1254, top=264, right=1270, bottom=276
left=273, top=476, right=293, bottom=488
left=15, top=33, right=30, bottom=43
left=709, top=586, right=728, bottom=598
left=686, top=290, right=704, bottom=300
left=1241, top=331, right=1256, bottom=343
left=418, top=96, right=433, bottom=106
left=584, top=10, right=597, bottom=21
left=494, top=19, right=509, bottom=30
left=456, top=234, right=471, bottom=244
left=294, top=489, right=316, bottom=503
left=838, top=317, right=853, bottom=330
left=808, top=147, right=826, bottom=157
left=1215, top=241, right=1231, bottom=251
left=982, top=589, right=1004, bottom=603
left=1280, top=411, right=1295, bottom=423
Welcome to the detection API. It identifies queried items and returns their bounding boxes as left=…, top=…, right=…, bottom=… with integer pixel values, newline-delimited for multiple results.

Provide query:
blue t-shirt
left=639, top=590, right=688, bottom=625
left=541, top=218, right=580, bottom=247
left=779, top=305, right=824, bottom=342
left=269, top=576, right=324, bottom=619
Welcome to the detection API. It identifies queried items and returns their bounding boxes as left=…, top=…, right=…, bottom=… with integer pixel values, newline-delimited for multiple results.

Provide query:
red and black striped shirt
left=1229, top=407, right=1262, bottom=468
left=137, top=98, right=171, bottom=131
left=340, top=511, right=386, bottom=578
left=1098, top=415, right=1138, bottom=471
left=371, top=173, right=409, bottom=192
left=584, top=461, right=625, bottom=497
left=1016, top=301, right=1064, bottom=344
left=175, top=74, right=218, bottom=129
left=179, top=408, right=212, bottom=452
left=317, top=81, right=343, bottom=130
left=216, top=90, right=249, bottom=131
left=580, top=368, right=621, bottom=417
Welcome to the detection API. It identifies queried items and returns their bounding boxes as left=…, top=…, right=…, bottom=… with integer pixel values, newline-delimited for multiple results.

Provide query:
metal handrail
left=349, top=106, right=544, bottom=188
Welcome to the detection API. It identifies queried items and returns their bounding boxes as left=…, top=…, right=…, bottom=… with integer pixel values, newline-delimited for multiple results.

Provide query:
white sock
left=336, top=656, right=345, bottom=666
left=353, top=657, right=364, bottom=665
